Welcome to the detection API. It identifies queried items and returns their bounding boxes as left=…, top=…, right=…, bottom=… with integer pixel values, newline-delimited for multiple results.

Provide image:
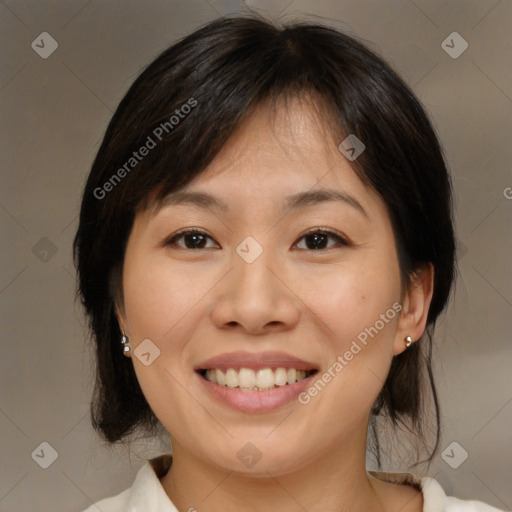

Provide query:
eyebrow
left=285, top=189, right=368, bottom=217
left=154, top=191, right=229, bottom=213
left=154, top=188, right=367, bottom=217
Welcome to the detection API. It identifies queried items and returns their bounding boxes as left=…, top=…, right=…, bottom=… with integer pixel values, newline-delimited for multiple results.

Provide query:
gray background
left=0, top=0, right=511, bottom=510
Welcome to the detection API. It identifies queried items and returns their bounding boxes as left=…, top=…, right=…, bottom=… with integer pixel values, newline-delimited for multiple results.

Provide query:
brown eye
left=165, top=229, right=219, bottom=249
left=294, top=229, right=348, bottom=250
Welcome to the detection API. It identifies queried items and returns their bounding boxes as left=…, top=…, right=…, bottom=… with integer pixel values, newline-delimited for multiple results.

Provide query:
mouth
left=197, top=367, right=318, bottom=392
left=193, top=351, right=319, bottom=412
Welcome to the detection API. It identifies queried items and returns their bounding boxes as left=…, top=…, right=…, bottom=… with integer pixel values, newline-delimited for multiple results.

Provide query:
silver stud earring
left=121, top=333, right=131, bottom=356
left=405, top=336, right=413, bottom=348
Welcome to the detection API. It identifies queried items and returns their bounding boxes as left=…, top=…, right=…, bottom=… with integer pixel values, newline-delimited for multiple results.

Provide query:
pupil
left=187, top=234, right=205, bottom=248
left=307, top=233, right=326, bottom=250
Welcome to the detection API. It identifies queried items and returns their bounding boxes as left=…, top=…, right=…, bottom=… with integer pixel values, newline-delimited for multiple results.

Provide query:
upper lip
left=195, top=351, right=319, bottom=372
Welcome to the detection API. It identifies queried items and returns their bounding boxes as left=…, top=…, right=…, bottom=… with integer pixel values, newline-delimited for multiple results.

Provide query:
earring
left=405, top=336, right=413, bottom=348
left=121, top=333, right=131, bottom=356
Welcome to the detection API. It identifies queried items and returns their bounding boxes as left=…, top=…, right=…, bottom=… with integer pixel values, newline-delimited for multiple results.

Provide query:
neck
left=161, top=418, right=388, bottom=512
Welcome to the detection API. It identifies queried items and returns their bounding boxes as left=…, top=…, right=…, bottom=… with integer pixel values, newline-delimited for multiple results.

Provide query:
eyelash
left=163, top=227, right=349, bottom=251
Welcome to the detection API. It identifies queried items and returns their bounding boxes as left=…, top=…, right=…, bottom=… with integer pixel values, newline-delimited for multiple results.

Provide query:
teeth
left=274, top=367, right=288, bottom=386
left=225, top=368, right=239, bottom=388
left=239, top=368, right=256, bottom=388
left=203, top=367, right=312, bottom=391
left=256, top=368, right=274, bottom=388
left=215, top=368, right=225, bottom=386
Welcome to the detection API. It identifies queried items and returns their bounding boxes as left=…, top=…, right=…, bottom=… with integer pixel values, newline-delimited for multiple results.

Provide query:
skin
left=117, top=98, right=433, bottom=512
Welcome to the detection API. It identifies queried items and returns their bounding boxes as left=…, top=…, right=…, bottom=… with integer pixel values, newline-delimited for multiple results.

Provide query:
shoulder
left=82, top=488, right=130, bottom=512
left=421, top=477, right=506, bottom=512
left=369, top=471, right=506, bottom=512
left=81, top=454, right=176, bottom=512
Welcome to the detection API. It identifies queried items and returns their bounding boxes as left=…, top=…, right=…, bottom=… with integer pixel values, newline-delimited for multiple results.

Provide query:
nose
left=210, top=248, right=301, bottom=335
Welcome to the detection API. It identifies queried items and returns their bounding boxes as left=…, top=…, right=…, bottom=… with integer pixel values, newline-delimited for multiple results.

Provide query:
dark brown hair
left=73, top=15, right=455, bottom=466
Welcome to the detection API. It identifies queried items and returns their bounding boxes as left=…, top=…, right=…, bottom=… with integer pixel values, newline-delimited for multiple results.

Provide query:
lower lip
left=196, top=371, right=316, bottom=413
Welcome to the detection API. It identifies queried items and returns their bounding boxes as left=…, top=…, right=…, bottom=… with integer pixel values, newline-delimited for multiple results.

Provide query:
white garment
left=83, top=455, right=505, bottom=512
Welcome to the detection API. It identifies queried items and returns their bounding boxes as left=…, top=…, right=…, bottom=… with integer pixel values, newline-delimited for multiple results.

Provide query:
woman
left=74, top=15, right=504, bottom=512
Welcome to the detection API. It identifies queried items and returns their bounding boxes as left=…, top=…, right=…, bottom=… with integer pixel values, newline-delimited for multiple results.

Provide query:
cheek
left=299, top=259, right=401, bottom=346
left=122, top=252, right=213, bottom=343
left=122, top=253, right=215, bottom=431
left=294, top=265, right=401, bottom=432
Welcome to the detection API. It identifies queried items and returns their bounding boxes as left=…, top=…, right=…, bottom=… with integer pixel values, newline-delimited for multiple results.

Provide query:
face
left=118, top=99, right=421, bottom=476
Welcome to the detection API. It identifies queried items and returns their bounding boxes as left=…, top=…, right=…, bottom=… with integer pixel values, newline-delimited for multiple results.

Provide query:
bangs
left=90, top=18, right=384, bottom=218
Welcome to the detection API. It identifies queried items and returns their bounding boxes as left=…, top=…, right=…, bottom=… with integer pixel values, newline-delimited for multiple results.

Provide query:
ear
left=393, top=263, right=434, bottom=355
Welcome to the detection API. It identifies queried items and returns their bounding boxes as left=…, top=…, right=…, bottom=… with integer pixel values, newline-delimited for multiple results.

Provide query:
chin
left=197, top=436, right=312, bottom=477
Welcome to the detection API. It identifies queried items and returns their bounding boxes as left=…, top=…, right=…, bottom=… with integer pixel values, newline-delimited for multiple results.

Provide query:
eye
left=163, top=227, right=349, bottom=251
left=164, top=229, right=219, bottom=249
left=293, top=228, right=349, bottom=251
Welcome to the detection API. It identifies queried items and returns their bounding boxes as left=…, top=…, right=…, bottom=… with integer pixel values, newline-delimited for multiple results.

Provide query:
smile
left=199, top=367, right=316, bottom=391
left=194, top=351, right=319, bottom=412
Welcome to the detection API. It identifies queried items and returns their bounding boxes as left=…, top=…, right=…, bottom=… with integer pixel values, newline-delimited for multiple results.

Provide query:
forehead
left=145, top=96, right=385, bottom=221
left=134, top=98, right=394, bottom=250
left=206, top=97, right=341, bottom=174
left=169, top=98, right=367, bottom=199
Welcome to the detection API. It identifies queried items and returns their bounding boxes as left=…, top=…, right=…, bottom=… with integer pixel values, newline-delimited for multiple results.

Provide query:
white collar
left=126, top=455, right=177, bottom=511
left=122, top=455, right=501, bottom=512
